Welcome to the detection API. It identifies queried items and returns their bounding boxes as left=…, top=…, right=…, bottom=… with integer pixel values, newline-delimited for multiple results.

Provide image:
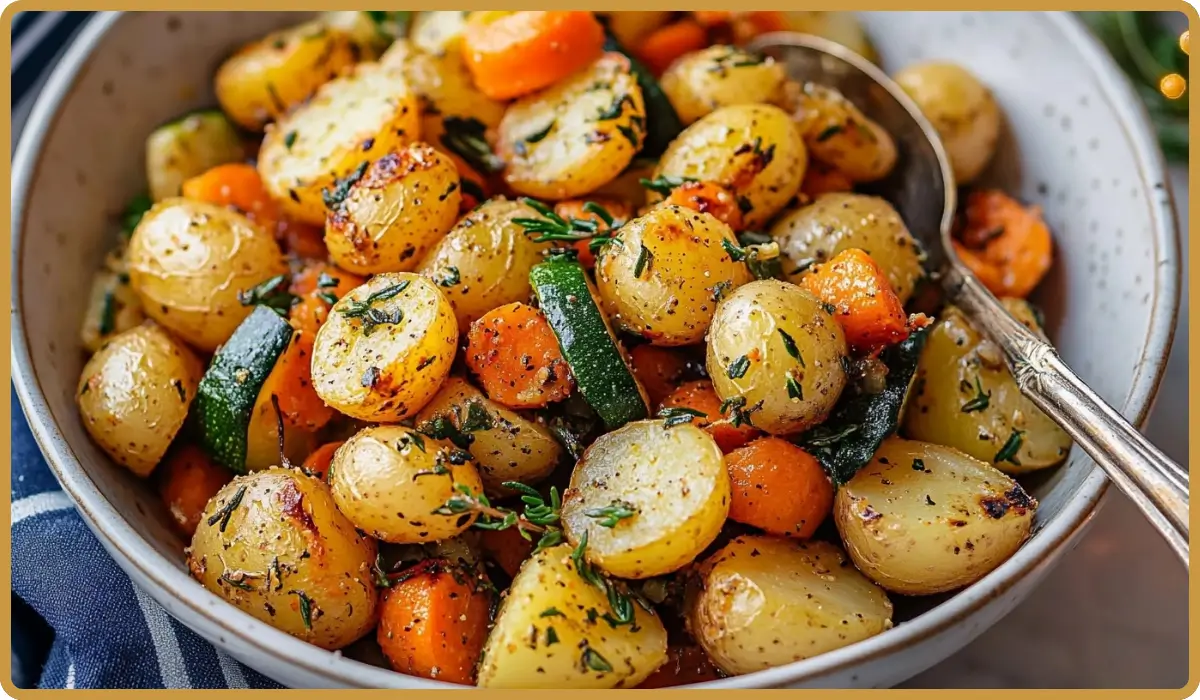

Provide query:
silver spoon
left=747, top=32, right=1189, bottom=567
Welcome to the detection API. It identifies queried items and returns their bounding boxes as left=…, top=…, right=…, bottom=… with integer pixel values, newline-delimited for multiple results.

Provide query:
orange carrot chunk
left=478, top=526, right=535, bottom=579
left=465, top=302, right=574, bottom=409
left=801, top=248, right=910, bottom=352
left=952, top=189, right=1053, bottom=299
left=662, top=180, right=744, bottom=231
left=261, top=331, right=333, bottom=433
left=377, top=559, right=493, bottom=686
left=800, top=161, right=855, bottom=198
left=629, top=344, right=689, bottom=408
left=288, top=262, right=366, bottom=337
left=725, top=437, right=833, bottom=539
left=636, top=20, right=709, bottom=76
left=660, top=379, right=759, bottom=453
left=301, top=441, right=344, bottom=481
left=462, top=11, right=606, bottom=101
left=156, top=444, right=234, bottom=537
left=553, top=197, right=632, bottom=268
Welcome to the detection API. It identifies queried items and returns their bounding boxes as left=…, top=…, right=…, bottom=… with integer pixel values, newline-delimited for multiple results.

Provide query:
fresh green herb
left=316, top=272, right=339, bottom=288
left=269, top=556, right=283, bottom=591
left=816, top=124, right=843, bottom=142
left=523, top=120, right=555, bottom=145
left=582, top=200, right=614, bottom=226
left=786, top=374, right=804, bottom=400
left=339, top=281, right=409, bottom=333
left=778, top=329, right=804, bottom=364
left=804, top=424, right=860, bottom=447
left=582, top=646, right=613, bottom=673
left=461, top=401, right=495, bottom=433
left=441, top=116, right=505, bottom=174
left=584, top=500, right=639, bottom=528
left=657, top=406, right=707, bottom=428
left=727, top=355, right=751, bottom=379
left=514, top=197, right=617, bottom=250
left=98, top=290, right=117, bottom=336
left=719, top=395, right=762, bottom=428
left=540, top=607, right=565, bottom=618
left=237, top=274, right=297, bottom=313
left=616, top=123, right=641, bottom=150
left=220, top=572, right=256, bottom=591
left=711, top=280, right=732, bottom=302
left=372, top=554, right=394, bottom=588
left=634, top=244, right=653, bottom=278
left=961, top=376, right=992, bottom=413
left=722, top=239, right=747, bottom=262
left=291, top=590, right=313, bottom=630
left=434, top=265, right=460, bottom=287
left=639, top=174, right=696, bottom=196
left=912, top=458, right=927, bottom=472
left=206, top=486, right=246, bottom=532
left=283, top=131, right=298, bottom=150
left=994, top=429, right=1025, bottom=465
left=597, top=94, right=633, bottom=120
left=545, top=627, right=560, bottom=646
left=120, top=193, right=154, bottom=238
left=402, top=432, right=426, bottom=453
left=321, top=161, right=369, bottom=209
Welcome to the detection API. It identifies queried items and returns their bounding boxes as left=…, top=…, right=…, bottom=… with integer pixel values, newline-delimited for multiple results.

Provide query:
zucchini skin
left=530, top=260, right=647, bottom=430
left=192, top=305, right=294, bottom=472
left=602, top=30, right=682, bottom=158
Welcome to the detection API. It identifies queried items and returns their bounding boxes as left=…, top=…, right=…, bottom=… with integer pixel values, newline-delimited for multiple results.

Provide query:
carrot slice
left=801, top=161, right=854, bottom=198
left=636, top=20, right=709, bottom=76
left=801, top=248, right=910, bottom=352
left=478, top=527, right=534, bottom=579
left=952, top=189, right=1053, bottom=299
left=553, top=197, right=632, bottom=268
left=638, top=644, right=723, bottom=688
left=724, top=437, right=833, bottom=539
left=465, top=302, right=574, bottom=409
left=156, top=444, right=234, bottom=538
left=629, top=345, right=688, bottom=408
left=461, top=11, right=605, bottom=100
left=660, top=379, right=759, bottom=453
left=288, top=262, right=366, bottom=337
left=258, top=331, right=333, bottom=433
left=301, top=441, right=344, bottom=481
left=377, top=559, right=493, bottom=685
left=662, top=180, right=744, bottom=231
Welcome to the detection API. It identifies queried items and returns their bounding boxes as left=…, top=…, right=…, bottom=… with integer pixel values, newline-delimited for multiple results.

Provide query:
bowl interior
left=13, top=10, right=1178, bottom=689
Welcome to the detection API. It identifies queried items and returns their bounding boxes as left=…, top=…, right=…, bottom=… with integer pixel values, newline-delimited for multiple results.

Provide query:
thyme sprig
left=432, top=482, right=563, bottom=553
left=514, top=198, right=619, bottom=253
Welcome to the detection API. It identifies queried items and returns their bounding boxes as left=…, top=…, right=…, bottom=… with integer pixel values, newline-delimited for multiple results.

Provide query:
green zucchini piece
left=146, top=109, right=245, bottom=201
left=192, top=305, right=294, bottom=472
left=602, top=30, right=682, bottom=158
left=796, top=326, right=931, bottom=485
left=530, top=260, right=648, bottom=430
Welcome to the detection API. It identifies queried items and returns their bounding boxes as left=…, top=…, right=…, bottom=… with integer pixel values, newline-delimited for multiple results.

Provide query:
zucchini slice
left=602, top=30, right=682, bottom=158
left=530, top=260, right=648, bottom=430
left=192, top=305, right=294, bottom=472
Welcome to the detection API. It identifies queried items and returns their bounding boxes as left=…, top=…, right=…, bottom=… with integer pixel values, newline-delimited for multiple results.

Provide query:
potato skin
left=146, top=111, right=245, bottom=201
left=80, top=258, right=145, bottom=353
left=650, top=103, right=805, bottom=229
left=834, top=438, right=1037, bottom=596
left=895, top=61, right=1001, bottom=185
left=187, top=468, right=379, bottom=650
left=904, top=302, right=1071, bottom=473
left=562, top=420, right=730, bottom=580
left=497, top=53, right=646, bottom=200
left=770, top=193, right=925, bottom=303
left=325, top=143, right=461, bottom=274
left=595, top=206, right=752, bottom=346
left=661, top=45, right=787, bottom=125
left=780, top=81, right=897, bottom=183
left=76, top=323, right=203, bottom=477
left=258, top=62, right=422, bottom=225
left=477, top=544, right=668, bottom=688
left=380, top=38, right=506, bottom=131
left=706, top=280, right=847, bottom=436
left=311, top=273, right=458, bottom=422
left=414, top=376, right=562, bottom=497
left=416, top=198, right=553, bottom=330
left=688, top=536, right=892, bottom=676
left=328, top=425, right=483, bottom=543
left=126, top=198, right=287, bottom=352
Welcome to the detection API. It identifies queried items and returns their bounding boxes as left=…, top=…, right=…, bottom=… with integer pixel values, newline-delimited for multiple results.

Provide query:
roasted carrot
left=724, top=437, right=833, bottom=539
left=156, top=444, right=234, bottom=537
left=301, top=441, right=344, bottom=481
left=636, top=20, right=709, bottom=76
left=466, top=302, right=574, bottom=409
left=800, top=160, right=855, bottom=198
left=660, top=379, right=759, bottom=453
left=553, top=197, right=632, bottom=268
left=461, top=11, right=605, bottom=101
left=261, top=331, right=334, bottom=432
left=377, top=559, right=493, bottom=686
left=662, top=180, right=744, bottom=231
left=638, top=644, right=723, bottom=688
left=478, top=526, right=534, bottom=579
left=288, top=262, right=366, bottom=337
left=952, top=189, right=1053, bottom=299
left=801, top=248, right=910, bottom=351
left=629, top=344, right=689, bottom=408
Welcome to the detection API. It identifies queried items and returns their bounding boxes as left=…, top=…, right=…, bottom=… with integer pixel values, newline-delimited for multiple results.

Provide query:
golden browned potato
left=477, top=544, right=668, bottom=688
left=215, top=20, right=361, bottom=132
left=324, top=143, right=461, bottom=275
left=661, top=45, right=787, bottom=125
left=320, top=12, right=391, bottom=58
left=706, top=279, right=847, bottom=436
left=76, top=323, right=203, bottom=477
left=80, top=248, right=145, bottom=353
left=561, top=420, right=730, bottom=580
left=834, top=437, right=1037, bottom=596
left=145, top=111, right=246, bottom=201
left=328, top=425, right=484, bottom=543
left=903, top=301, right=1071, bottom=473
left=187, top=468, right=378, bottom=650
left=379, top=38, right=506, bottom=132
left=687, top=536, right=892, bottom=676
left=650, top=103, right=805, bottom=229
left=780, top=81, right=897, bottom=183
left=895, top=61, right=1001, bottom=185
left=416, top=198, right=553, bottom=330
left=311, top=273, right=458, bottom=422
left=595, top=206, right=752, bottom=346
left=126, top=199, right=287, bottom=352
left=769, top=193, right=925, bottom=303
left=497, top=53, right=646, bottom=200
left=414, top=376, right=562, bottom=497
left=258, top=62, right=422, bottom=226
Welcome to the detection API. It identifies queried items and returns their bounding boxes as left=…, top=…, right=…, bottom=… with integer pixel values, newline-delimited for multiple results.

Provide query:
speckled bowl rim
left=11, top=11, right=1180, bottom=690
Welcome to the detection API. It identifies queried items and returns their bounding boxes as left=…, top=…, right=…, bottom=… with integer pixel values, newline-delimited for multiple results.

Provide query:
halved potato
left=409, top=11, right=471, bottom=56
left=661, top=45, right=787, bottom=125
left=779, top=81, right=897, bottom=183
left=146, top=110, right=245, bottom=201
left=894, top=61, right=1001, bottom=185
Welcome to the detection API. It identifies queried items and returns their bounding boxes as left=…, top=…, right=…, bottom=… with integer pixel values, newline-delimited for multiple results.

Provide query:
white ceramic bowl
left=12, top=11, right=1180, bottom=689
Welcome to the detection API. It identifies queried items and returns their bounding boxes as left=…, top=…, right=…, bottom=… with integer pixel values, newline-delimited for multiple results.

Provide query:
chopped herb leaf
left=584, top=500, right=638, bottom=528
left=316, top=272, right=339, bottom=288
left=321, top=161, right=369, bottom=209
left=727, top=355, right=751, bottom=379
left=994, top=429, right=1025, bottom=465
left=540, top=607, right=565, bottom=618
left=778, top=329, right=803, bottom=364
left=545, top=626, right=560, bottom=646
left=206, top=486, right=246, bottom=532
left=657, top=406, right=707, bottom=428
left=816, top=124, right=843, bottom=142
left=961, top=376, right=992, bottom=413
left=434, top=265, right=460, bottom=287
left=441, top=116, right=505, bottom=174
left=912, top=458, right=927, bottom=472
left=786, top=374, right=804, bottom=400
left=639, top=175, right=697, bottom=196
left=523, top=120, right=555, bottom=144
left=582, top=646, right=613, bottom=673
left=98, top=290, right=117, bottom=336
left=634, top=244, right=652, bottom=278
left=220, top=572, right=256, bottom=591
left=597, top=94, right=632, bottom=120
left=237, top=274, right=297, bottom=312
left=291, top=590, right=313, bottom=630
left=121, top=193, right=154, bottom=237
left=283, top=131, right=297, bottom=149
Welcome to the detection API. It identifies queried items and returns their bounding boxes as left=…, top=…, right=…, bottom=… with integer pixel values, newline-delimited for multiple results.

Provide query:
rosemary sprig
left=432, top=482, right=563, bottom=552
left=583, top=500, right=638, bottom=528
left=339, top=280, right=409, bottom=334
left=513, top=197, right=619, bottom=252
left=657, top=406, right=707, bottom=428
left=961, top=376, right=992, bottom=413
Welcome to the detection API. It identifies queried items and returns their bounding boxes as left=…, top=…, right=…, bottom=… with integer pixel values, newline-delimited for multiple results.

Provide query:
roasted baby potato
left=80, top=250, right=145, bottom=353
left=661, top=45, right=787, bottom=125
left=320, top=12, right=391, bottom=58
left=76, top=323, right=203, bottom=477
left=311, top=273, right=458, bottom=422
left=324, top=143, right=462, bottom=274
left=146, top=110, right=245, bottom=201
left=904, top=301, right=1071, bottom=473
left=895, top=61, right=1001, bottom=185
left=687, top=535, right=893, bottom=676
left=561, top=420, right=730, bottom=579
left=258, top=62, right=422, bottom=225
left=414, top=376, right=563, bottom=497
left=497, top=53, right=646, bottom=200
left=706, top=279, right=848, bottom=436
left=409, top=10, right=471, bottom=56
left=215, top=19, right=361, bottom=132
left=595, top=206, right=752, bottom=346
left=379, top=38, right=506, bottom=131
left=650, top=103, right=805, bottom=229
left=328, top=425, right=484, bottom=543
left=187, top=468, right=379, bottom=650
left=781, top=81, right=897, bottom=183
left=770, top=193, right=925, bottom=303
left=477, top=543, right=668, bottom=688
left=416, top=198, right=553, bottom=329
left=834, top=437, right=1037, bottom=596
